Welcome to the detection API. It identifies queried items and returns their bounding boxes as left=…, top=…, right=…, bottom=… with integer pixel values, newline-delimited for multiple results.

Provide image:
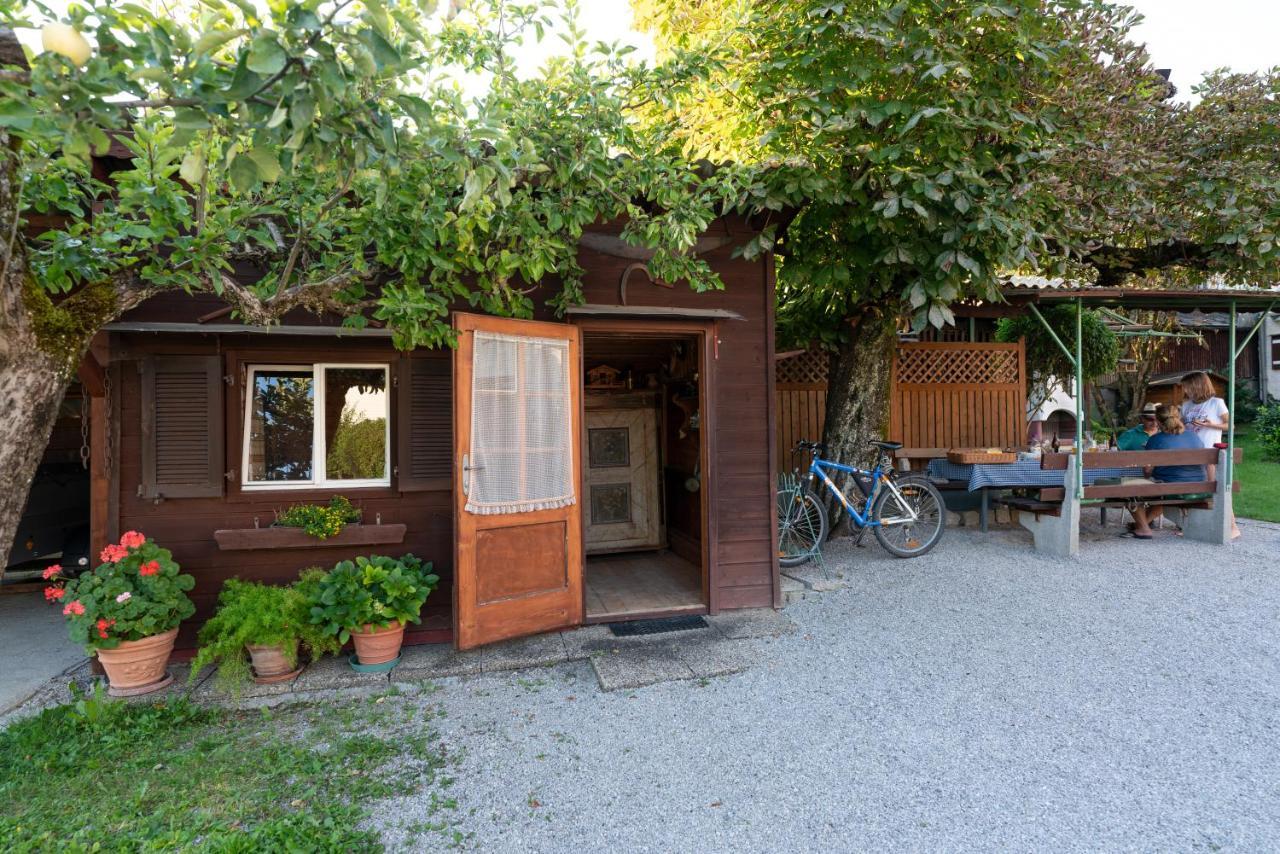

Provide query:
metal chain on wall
left=79, top=383, right=91, bottom=469
left=77, top=364, right=114, bottom=475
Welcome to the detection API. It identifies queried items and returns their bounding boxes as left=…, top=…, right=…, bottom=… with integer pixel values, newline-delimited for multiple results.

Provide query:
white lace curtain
left=465, top=331, right=575, bottom=515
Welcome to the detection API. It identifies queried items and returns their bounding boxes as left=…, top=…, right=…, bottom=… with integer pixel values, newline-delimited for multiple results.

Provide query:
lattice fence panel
left=888, top=341, right=1027, bottom=451
left=775, top=349, right=829, bottom=386
left=895, top=346, right=1019, bottom=385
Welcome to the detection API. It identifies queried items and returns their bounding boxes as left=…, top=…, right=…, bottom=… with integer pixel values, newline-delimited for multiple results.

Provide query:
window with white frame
left=242, top=363, right=390, bottom=489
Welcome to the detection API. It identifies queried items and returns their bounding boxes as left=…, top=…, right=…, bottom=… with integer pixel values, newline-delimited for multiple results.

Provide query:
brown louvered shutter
left=140, top=355, right=224, bottom=499
left=396, top=355, right=452, bottom=491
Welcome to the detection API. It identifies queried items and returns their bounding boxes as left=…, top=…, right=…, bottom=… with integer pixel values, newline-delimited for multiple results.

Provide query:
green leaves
left=304, top=554, right=439, bottom=637
left=190, top=577, right=340, bottom=694
left=0, top=100, right=37, bottom=129
left=228, top=152, right=260, bottom=192
left=7, top=0, right=737, bottom=356
left=192, top=27, right=247, bottom=57
left=245, top=32, right=287, bottom=75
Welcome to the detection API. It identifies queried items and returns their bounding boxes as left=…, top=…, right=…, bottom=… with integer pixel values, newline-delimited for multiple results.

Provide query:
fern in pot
left=191, top=579, right=340, bottom=693
left=305, top=554, right=438, bottom=671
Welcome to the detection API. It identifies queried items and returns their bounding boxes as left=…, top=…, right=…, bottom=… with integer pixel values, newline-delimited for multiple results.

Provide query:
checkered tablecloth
left=927, top=458, right=1146, bottom=492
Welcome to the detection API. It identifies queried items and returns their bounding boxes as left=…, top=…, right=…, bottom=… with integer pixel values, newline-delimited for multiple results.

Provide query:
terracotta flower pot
left=246, top=641, right=301, bottom=683
left=350, top=622, right=404, bottom=665
left=96, top=627, right=177, bottom=695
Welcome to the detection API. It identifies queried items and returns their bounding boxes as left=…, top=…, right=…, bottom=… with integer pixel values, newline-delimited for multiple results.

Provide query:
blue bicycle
left=777, top=440, right=945, bottom=563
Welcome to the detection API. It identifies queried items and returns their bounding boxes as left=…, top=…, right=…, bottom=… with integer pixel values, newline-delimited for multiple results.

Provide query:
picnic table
left=927, top=457, right=1146, bottom=532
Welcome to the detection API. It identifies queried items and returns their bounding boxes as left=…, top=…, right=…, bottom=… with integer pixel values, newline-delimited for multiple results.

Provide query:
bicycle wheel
left=777, top=486, right=828, bottom=567
left=871, top=475, right=945, bottom=558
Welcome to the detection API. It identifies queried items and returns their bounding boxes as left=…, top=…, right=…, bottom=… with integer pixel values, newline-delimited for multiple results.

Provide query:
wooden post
left=89, top=394, right=109, bottom=560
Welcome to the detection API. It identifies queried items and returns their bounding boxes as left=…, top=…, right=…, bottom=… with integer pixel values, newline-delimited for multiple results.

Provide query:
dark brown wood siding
left=114, top=336, right=455, bottom=647
left=1158, top=329, right=1258, bottom=380
left=108, top=214, right=779, bottom=643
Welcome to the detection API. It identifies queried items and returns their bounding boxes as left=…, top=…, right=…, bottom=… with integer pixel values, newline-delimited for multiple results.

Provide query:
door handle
left=462, top=453, right=484, bottom=496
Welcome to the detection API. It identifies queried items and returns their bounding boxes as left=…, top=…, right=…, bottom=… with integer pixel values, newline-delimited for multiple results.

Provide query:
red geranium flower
left=139, top=560, right=161, bottom=576
left=42, top=564, right=62, bottom=580
left=99, top=544, right=128, bottom=564
left=44, top=586, right=65, bottom=602
left=96, top=618, right=115, bottom=639
left=62, top=600, right=85, bottom=616
left=119, top=530, right=146, bottom=549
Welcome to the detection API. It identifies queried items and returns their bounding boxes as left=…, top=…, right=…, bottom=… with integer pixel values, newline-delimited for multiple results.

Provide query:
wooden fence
left=775, top=349, right=828, bottom=466
left=887, top=341, right=1026, bottom=450
left=775, top=339, right=1026, bottom=465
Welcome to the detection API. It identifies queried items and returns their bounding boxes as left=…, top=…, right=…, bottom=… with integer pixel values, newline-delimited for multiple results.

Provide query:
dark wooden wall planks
left=107, top=214, right=780, bottom=645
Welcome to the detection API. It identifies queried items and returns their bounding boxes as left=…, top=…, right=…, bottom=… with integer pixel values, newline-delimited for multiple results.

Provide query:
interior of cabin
left=579, top=329, right=708, bottom=622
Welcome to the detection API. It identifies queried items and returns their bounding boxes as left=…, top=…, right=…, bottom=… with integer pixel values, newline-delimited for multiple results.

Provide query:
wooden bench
left=1002, top=448, right=1241, bottom=555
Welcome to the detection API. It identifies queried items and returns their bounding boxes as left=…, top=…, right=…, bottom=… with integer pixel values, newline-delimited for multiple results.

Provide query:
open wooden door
left=453, top=313, right=583, bottom=649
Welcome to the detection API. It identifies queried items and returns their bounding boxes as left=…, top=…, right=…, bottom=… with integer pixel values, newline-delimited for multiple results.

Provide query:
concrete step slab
left=480, top=633, right=570, bottom=673
left=393, top=643, right=482, bottom=682
left=590, top=643, right=696, bottom=691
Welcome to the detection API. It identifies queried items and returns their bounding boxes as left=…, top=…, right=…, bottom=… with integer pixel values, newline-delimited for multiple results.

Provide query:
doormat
left=608, top=615, right=709, bottom=637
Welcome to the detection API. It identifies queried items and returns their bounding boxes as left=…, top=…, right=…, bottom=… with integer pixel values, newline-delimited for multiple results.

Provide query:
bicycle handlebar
left=792, top=440, right=827, bottom=455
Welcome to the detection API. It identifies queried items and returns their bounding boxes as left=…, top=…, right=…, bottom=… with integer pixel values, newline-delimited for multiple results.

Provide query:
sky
left=1124, top=0, right=1278, bottom=99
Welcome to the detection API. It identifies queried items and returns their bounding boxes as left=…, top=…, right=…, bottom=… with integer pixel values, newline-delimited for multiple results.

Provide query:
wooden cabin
left=85, top=215, right=781, bottom=650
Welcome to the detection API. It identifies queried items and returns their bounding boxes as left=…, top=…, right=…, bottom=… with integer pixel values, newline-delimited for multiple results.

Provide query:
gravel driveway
left=373, top=518, right=1280, bottom=851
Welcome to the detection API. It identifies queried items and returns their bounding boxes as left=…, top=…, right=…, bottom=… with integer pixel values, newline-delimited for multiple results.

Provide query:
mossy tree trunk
left=819, top=312, right=898, bottom=529
left=0, top=134, right=126, bottom=580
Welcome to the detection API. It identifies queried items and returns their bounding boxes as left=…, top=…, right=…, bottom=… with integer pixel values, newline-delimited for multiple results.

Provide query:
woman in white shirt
left=1180, top=371, right=1229, bottom=447
left=1179, top=371, right=1239, bottom=538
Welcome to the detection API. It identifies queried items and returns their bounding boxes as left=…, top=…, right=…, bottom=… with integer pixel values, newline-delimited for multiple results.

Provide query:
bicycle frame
left=806, top=456, right=919, bottom=529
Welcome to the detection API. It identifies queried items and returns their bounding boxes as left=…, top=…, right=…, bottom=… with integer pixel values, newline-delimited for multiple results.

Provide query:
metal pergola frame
left=1015, top=288, right=1279, bottom=499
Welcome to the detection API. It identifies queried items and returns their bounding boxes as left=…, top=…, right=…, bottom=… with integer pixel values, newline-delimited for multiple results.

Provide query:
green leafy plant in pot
left=275, top=495, right=362, bottom=540
left=43, top=531, right=195, bottom=696
left=189, top=578, right=340, bottom=693
left=306, top=554, right=438, bottom=669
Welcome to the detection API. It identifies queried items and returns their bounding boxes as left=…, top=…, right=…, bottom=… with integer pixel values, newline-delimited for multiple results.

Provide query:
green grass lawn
left=0, top=687, right=463, bottom=852
left=1234, top=428, right=1280, bottom=523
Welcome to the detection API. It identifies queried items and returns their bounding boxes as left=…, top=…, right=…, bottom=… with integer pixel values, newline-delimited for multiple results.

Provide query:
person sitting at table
left=1125, top=407, right=1207, bottom=539
left=1116, top=402, right=1161, bottom=450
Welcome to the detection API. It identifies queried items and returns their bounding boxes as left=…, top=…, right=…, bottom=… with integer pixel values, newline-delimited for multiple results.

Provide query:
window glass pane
left=324, top=367, right=388, bottom=481
left=248, top=369, right=314, bottom=482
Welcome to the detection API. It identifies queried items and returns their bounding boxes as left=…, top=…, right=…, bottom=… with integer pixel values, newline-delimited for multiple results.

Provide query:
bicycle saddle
left=869, top=440, right=903, bottom=451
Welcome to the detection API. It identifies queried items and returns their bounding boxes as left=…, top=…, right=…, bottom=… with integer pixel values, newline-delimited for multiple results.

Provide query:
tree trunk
left=0, top=132, right=97, bottom=579
left=819, top=314, right=897, bottom=528
left=0, top=353, right=74, bottom=578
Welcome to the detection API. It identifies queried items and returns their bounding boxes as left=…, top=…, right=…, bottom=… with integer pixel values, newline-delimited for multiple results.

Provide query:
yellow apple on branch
left=42, top=23, right=92, bottom=66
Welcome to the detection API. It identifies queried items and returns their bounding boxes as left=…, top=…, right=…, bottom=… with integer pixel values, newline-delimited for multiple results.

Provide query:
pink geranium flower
left=62, top=600, right=85, bottom=616
left=42, top=564, right=62, bottom=580
left=99, top=544, right=128, bottom=564
left=119, top=531, right=146, bottom=549
left=115, top=591, right=132, bottom=604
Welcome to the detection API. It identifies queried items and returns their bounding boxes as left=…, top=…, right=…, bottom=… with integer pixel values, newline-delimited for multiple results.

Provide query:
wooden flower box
left=212, top=523, right=407, bottom=552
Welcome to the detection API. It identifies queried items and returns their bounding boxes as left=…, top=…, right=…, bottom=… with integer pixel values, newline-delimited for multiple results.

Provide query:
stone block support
left=1017, top=461, right=1080, bottom=557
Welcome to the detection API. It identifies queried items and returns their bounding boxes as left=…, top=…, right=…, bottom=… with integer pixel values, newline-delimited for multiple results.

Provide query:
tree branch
left=274, top=167, right=356, bottom=297
left=1074, top=240, right=1214, bottom=286
left=205, top=268, right=376, bottom=326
